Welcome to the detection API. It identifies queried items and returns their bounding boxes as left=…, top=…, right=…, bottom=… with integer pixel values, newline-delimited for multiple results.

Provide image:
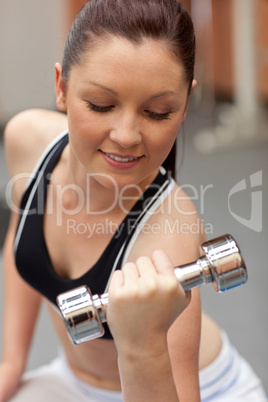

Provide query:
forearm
left=117, top=338, right=179, bottom=402
left=107, top=253, right=194, bottom=400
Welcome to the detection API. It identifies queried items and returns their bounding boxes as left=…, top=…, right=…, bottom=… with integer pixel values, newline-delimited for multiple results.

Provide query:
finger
left=108, top=269, right=124, bottom=292
left=135, top=256, right=156, bottom=277
left=151, top=250, right=175, bottom=276
left=122, top=261, right=139, bottom=286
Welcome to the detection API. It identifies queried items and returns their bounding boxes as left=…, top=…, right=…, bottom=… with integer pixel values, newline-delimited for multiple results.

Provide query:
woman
left=1, top=1, right=266, bottom=401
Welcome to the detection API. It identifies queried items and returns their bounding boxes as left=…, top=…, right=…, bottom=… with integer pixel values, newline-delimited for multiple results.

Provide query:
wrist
left=117, top=341, right=179, bottom=402
left=116, top=333, right=169, bottom=362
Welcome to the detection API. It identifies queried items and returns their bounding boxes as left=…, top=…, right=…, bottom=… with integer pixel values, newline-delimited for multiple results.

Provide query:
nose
left=109, top=112, right=142, bottom=148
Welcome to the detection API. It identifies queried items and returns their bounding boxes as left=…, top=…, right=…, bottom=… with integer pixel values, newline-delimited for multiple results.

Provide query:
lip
left=100, top=150, right=143, bottom=169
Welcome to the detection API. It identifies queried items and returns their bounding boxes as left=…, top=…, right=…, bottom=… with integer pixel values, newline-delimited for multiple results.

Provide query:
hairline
left=63, top=32, right=191, bottom=92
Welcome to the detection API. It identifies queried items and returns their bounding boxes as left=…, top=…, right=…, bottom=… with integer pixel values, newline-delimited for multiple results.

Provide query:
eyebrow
left=150, top=91, right=178, bottom=100
left=86, top=81, right=178, bottom=100
left=87, top=81, right=118, bottom=96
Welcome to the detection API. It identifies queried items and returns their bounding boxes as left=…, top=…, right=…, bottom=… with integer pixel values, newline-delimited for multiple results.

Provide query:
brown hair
left=62, top=0, right=196, bottom=177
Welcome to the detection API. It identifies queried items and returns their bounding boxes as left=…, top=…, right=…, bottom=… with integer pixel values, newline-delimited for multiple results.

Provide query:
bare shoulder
left=127, top=182, right=207, bottom=266
left=4, top=108, right=68, bottom=202
left=4, top=109, right=68, bottom=175
left=165, top=183, right=207, bottom=263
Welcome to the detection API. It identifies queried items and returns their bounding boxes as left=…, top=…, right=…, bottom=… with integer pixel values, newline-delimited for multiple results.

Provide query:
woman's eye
left=87, top=102, right=114, bottom=113
left=146, top=111, right=171, bottom=121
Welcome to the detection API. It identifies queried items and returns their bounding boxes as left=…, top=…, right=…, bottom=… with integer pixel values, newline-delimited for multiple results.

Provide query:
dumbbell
left=57, top=234, right=247, bottom=345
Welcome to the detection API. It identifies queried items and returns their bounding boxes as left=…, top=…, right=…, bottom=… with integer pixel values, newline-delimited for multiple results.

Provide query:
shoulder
left=128, top=182, right=207, bottom=266
left=4, top=109, right=68, bottom=175
left=158, top=183, right=207, bottom=264
left=4, top=108, right=68, bottom=203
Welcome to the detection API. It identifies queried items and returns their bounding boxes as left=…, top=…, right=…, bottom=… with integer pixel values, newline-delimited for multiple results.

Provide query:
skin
left=1, top=37, right=222, bottom=401
left=56, top=38, right=190, bottom=193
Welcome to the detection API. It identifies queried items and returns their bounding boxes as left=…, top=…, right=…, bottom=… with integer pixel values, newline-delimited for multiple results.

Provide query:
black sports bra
left=14, top=131, right=174, bottom=339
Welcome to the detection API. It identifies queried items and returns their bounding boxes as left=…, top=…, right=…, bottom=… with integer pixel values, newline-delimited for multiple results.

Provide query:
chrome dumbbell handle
left=57, top=234, right=247, bottom=345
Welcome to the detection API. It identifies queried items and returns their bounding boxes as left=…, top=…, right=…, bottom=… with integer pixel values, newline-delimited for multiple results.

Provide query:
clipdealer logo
left=228, top=170, right=263, bottom=233
left=5, top=170, right=263, bottom=234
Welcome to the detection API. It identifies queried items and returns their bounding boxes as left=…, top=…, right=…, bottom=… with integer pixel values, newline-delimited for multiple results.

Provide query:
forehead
left=71, top=37, right=187, bottom=92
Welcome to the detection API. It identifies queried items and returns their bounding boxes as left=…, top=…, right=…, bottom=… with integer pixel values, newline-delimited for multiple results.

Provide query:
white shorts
left=10, top=332, right=266, bottom=401
left=10, top=354, right=123, bottom=402
left=199, top=331, right=267, bottom=401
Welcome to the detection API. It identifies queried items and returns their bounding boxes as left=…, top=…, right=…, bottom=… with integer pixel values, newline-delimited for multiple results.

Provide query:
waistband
left=199, top=331, right=241, bottom=401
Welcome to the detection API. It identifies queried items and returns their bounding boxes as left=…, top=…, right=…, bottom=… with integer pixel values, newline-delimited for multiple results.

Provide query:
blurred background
left=0, top=0, right=267, bottom=395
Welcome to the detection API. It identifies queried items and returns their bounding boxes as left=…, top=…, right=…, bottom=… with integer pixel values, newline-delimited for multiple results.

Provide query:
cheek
left=148, top=124, right=179, bottom=157
left=67, top=105, right=104, bottom=146
left=145, top=121, right=181, bottom=170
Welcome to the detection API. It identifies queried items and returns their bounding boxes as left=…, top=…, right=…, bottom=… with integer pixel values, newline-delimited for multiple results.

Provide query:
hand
left=0, top=361, right=21, bottom=402
left=107, top=250, right=191, bottom=355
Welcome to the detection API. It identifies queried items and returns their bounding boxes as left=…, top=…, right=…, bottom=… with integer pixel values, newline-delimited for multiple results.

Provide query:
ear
left=182, top=79, right=197, bottom=122
left=55, top=63, right=67, bottom=111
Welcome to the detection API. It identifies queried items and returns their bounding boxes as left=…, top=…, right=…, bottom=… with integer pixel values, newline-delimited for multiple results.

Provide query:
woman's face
left=56, top=37, right=191, bottom=190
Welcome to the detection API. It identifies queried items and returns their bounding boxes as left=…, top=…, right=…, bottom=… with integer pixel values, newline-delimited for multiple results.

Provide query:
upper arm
left=165, top=232, right=202, bottom=401
left=165, top=196, right=204, bottom=400
left=3, top=107, right=67, bottom=291
left=3, top=111, right=45, bottom=356
left=163, top=196, right=204, bottom=400
left=160, top=232, right=202, bottom=401
left=2, top=209, right=42, bottom=371
left=2, top=108, right=67, bottom=368
left=168, top=288, right=201, bottom=400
